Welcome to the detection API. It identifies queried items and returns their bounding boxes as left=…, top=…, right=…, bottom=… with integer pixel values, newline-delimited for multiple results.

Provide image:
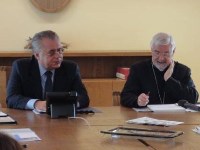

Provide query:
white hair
left=150, top=32, right=176, bottom=53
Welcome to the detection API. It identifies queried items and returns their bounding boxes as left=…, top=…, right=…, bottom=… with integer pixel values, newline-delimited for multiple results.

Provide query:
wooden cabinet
left=83, top=79, right=113, bottom=106
left=83, top=79, right=126, bottom=106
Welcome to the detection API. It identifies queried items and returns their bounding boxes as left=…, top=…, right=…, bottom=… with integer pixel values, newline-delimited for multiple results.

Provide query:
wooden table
left=1, top=107, right=200, bottom=150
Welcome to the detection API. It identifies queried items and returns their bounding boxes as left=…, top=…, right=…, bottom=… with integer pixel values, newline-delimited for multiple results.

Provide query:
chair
left=0, top=66, right=11, bottom=108
left=112, top=91, right=121, bottom=106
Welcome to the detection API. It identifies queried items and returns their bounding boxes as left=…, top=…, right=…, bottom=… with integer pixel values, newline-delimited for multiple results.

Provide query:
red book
left=116, top=67, right=130, bottom=80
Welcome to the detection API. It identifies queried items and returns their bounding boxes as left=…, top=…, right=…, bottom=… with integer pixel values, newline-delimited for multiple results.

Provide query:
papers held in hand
left=147, top=104, right=185, bottom=112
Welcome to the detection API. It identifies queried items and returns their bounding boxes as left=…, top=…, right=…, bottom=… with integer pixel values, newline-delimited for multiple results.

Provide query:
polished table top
left=1, top=107, right=200, bottom=150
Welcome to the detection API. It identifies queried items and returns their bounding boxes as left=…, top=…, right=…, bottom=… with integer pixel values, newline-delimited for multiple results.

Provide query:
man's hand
left=34, top=100, right=46, bottom=111
left=137, top=93, right=149, bottom=106
left=164, top=60, right=174, bottom=81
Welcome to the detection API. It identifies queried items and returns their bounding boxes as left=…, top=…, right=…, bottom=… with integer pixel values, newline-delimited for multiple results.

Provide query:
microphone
left=178, top=100, right=200, bottom=111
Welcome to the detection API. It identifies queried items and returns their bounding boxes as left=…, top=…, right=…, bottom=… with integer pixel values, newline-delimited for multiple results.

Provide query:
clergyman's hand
left=137, top=93, right=149, bottom=106
left=164, top=60, right=174, bottom=81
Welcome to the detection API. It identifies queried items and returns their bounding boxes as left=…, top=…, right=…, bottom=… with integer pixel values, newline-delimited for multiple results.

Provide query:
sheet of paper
left=0, top=111, right=7, bottom=117
left=0, top=116, right=16, bottom=124
left=126, top=117, right=184, bottom=126
left=147, top=104, right=185, bottom=112
left=0, top=128, right=41, bottom=142
left=132, top=107, right=152, bottom=112
left=192, top=126, right=200, bottom=134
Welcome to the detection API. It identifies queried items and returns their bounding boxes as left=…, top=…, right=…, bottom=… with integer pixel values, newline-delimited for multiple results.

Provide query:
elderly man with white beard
left=120, top=32, right=198, bottom=108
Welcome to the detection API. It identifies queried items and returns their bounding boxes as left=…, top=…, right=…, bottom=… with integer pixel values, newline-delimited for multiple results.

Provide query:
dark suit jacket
left=6, top=56, right=89, bottom=109
left=120, top=59, right=199, bottom=108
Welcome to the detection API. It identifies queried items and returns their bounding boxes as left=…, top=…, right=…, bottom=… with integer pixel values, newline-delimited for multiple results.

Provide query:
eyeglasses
left=45, top=48, right=64, bottom=57
left=152, top=50, right=172, bottom=58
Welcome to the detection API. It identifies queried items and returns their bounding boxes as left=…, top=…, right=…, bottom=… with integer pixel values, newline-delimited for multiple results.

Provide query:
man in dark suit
left=7, top=30, right=89, bottom=110
left=120, top=32, right=199, bottom=108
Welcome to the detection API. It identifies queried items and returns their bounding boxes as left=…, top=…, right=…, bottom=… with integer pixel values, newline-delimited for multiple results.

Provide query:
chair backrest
left=0, top=66, right=11, bottom=108
left=112, top=91, right=121, bottom=106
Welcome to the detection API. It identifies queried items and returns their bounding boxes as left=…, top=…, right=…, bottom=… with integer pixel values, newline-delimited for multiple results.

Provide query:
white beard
left=152, top=62, right=167, bottom=71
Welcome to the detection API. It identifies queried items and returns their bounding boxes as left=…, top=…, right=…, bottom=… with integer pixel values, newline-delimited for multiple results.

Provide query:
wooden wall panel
left=0, top=68, right=7, bottom=107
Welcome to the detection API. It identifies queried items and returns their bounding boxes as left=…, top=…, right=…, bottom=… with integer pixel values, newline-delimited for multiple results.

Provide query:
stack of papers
left=126, top=117, right=184, bottom=126
left=0, top=111, right=17, bottom=124
left=0, top=128, right=41, bottom=142
left=0, top=116, right=16, bottom=124
left=147, top=104, right=185, bottom=112
left=0, top=112, right=8, bottom=117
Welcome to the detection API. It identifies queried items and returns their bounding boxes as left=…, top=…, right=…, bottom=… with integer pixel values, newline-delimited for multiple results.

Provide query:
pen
left=146, top=91, right=150, bottom=96
left=138, top=139, right=156, bottom=150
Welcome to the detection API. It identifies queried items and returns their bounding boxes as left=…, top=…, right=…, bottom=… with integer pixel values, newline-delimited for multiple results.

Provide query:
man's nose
left=54, top=51, right=63, bottom=57
left=157, top=55, right=165, bottom=61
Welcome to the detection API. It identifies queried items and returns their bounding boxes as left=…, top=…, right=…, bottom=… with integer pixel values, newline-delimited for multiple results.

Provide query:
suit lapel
left=28, top=57, right=43, bottom=99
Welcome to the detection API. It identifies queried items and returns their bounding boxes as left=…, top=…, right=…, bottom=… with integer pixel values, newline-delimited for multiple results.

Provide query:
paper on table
left=0, top=116, right=16, bottom=124
left=147, top=104, right=185, bottom=112
left=132, top=107, right=152, bottom=112
left=192, top=126, right=200, bottom=134
left=0, top=128, right=41, bottom=142
left=0, top=111, right=8, bottom=117
left=126, top=117, right=184, bottom=126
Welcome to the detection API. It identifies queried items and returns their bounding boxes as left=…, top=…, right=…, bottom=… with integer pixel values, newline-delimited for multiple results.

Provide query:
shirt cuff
left=25, top=99, right=38, bottom=110
left=77, top=101, right=80, bottom=108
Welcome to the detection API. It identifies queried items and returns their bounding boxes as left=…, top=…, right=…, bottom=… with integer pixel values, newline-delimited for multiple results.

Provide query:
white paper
left=0, top=128, right=41, bottom=142
left=192, top=126, right=200, bottom=134
left=147, top=104, right=185, bottom=112
left=0, top=111, right=7, bottom=117
left=0, top=116, right=15, bottom=123
left=126, top=117, right=184, bottom=126
left=132, top=107, right=152, bottom=112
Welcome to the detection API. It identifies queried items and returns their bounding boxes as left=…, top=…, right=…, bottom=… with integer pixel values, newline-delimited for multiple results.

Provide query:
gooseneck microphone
left=178, top=100, right=200, bottom=111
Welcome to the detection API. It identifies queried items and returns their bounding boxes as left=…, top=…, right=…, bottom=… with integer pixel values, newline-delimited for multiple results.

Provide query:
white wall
left=0, top=0, right=200, bottom=93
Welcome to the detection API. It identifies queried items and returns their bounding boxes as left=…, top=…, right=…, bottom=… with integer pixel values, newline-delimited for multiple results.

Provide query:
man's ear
left=34, top=53, right=39, bottom=60
left=173, top=48, right=176, bottom=54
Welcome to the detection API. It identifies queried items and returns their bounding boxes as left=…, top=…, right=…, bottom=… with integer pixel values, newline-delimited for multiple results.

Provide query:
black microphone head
left=178, top=100, right=188, bottom=107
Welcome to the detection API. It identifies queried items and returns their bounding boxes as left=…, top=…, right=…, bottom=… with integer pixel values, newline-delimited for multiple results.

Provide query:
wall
left=0, top=0, right=200, bottom=93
